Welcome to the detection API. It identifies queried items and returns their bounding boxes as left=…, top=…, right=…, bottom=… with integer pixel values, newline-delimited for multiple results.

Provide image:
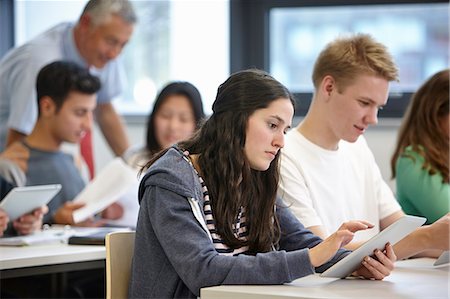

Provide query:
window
left=13, top=0, right=229, bottom=115
left=231, top=0, right=449, bottom=117
left=270, top=3, right=448, bottom=94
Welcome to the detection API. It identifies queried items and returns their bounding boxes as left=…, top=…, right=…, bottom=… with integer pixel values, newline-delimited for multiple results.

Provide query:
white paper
left=286, top=274, right=339, bottom=287
left=72, top=157, right=137, bottom=223
left=0, top=229, right=68, bottom=246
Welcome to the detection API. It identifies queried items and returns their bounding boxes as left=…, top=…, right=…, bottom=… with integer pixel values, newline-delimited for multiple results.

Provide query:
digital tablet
left=0, top=184, right=62, bottom=220
left=321, top=215, right=426, bottom=278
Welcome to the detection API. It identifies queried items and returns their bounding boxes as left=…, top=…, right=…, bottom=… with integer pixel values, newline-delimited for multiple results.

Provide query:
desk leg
left=50, top=272, right=68, bottom=298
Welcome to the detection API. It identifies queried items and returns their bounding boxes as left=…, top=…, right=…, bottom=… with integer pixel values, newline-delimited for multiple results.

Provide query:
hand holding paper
left=72, top=157, right=137, bottom=223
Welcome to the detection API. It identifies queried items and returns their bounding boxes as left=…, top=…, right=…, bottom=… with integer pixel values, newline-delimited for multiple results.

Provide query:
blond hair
left=312, top=33, right=398, bottom=91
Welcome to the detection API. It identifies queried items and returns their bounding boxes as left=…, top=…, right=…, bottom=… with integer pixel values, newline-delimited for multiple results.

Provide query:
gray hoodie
left=129, top=147, right=349, bottom=299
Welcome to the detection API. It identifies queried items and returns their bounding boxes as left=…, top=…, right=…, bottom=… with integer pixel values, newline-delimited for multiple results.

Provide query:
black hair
left=36, top=60, right=101, bottom=115
left=145, top=81, right=205, bottom=154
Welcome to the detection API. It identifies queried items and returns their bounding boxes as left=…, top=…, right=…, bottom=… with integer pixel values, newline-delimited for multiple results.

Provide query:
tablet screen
left=0, top=184, right=62, bottom=220
left=321, top=215, right=426, bottom=278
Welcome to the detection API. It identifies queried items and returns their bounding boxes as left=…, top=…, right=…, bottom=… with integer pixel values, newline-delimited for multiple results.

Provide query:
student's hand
left=309, top=220, right=373, bottom=267
left=101, top=202, right=124, bottom=220
left=13, top=205, right=48, bottom=235
left=0, top=142, right=30, bottom=172
left=53, top=202, right=85, bottom=225
left=76, top=218, right=107, bottom=227
left=0, top=208, right=9, bottom=236
left=338, top=220, right=374, bottom=232
left=353, top=242, right=396, bottom=280
left=425, top=213, right=450, bottom=250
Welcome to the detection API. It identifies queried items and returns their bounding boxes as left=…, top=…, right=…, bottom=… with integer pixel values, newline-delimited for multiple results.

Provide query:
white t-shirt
left=278, top=129, right=401, bottom=241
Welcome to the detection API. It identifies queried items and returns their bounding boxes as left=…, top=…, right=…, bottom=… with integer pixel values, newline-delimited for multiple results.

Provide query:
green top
left=395, top=146, right=449, bottom=224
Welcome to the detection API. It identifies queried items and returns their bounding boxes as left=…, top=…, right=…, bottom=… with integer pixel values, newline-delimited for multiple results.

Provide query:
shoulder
left=284, top=129, right=303, bottom=150
left=396, top=146, right=425, bottom=170
left=282, top=129, right=312, bottom=162
left=124, top=145, right=152, bottom=169
left=139, top=147, right=201, bottom=201
left=1, top=37, right=62, bottom=81
left=400, top=146, right=423, bottom=160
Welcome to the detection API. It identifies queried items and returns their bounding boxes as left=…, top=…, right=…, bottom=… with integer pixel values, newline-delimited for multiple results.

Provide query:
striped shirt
left=181, top=150, right=249, bottom=256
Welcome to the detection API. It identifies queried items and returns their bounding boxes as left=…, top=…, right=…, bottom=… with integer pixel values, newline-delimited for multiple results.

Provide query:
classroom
left=0, top=0, right=448, bottom=298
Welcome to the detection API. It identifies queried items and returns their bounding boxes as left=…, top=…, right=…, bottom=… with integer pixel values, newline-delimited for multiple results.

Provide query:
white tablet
left=0, top=184, right=62, bottom=220
left=321, top=215, right=426, bottom=278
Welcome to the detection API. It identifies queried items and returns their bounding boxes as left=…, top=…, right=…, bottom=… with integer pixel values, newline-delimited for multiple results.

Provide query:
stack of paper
left=0, top=229, right=69, bottom=246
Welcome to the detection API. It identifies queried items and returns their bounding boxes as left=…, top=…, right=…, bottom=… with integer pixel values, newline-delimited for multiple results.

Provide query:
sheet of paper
left=0, top=229, right=68, bottom=246
left=72, top=157, right=137, bottom=223
left=286, top=274, right=339, bottom=287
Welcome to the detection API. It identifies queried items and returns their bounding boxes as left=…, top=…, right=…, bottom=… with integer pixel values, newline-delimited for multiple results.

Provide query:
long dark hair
left=148, top=69, right=295, bottom=253
left=145, top=81, right=205, bottom=156
left=391, top=69, right=449, bottom=183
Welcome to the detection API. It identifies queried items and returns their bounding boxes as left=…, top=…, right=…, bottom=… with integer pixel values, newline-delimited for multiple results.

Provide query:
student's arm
left=277, top=204, right=395, bottom=279
left=0, top=208, right=9, bottom=236
left=135, top=185, right=321, bottom=297
left=381, top=211, right=449, bottom=259
left=275, top=204, right=350, bottom=268
left=0, top=141, right=30, bottom=172
left=396, top=154, right=450, bottom=223
left=95, top=102, right=129, bottom=157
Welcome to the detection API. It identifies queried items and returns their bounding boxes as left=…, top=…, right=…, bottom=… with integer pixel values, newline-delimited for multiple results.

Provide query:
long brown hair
left=391, top=69, right=449, bottom=183
left=145, top=69, right=295, bottom=253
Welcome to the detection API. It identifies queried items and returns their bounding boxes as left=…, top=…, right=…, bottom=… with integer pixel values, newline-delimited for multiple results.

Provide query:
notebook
left=68, top=227, right=133, bottom=245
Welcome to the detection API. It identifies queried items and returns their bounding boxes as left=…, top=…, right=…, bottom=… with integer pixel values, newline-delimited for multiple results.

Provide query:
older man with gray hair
left=0, top=0, right=137, bottom=179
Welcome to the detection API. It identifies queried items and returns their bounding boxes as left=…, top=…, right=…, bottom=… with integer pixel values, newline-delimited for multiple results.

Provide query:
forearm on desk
left=394, top=226, right=432, bottom=260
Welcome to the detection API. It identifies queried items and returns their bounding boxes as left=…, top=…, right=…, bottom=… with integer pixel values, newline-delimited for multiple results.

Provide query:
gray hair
left=80, top=0, right=137, bottom=26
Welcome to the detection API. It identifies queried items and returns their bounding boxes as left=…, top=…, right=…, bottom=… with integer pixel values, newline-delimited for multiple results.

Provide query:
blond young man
left=278, top=33, right=449, bottom=260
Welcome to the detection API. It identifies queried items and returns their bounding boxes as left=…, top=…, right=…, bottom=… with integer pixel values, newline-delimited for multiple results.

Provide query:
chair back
left=105, top=231, right=136, bottom=299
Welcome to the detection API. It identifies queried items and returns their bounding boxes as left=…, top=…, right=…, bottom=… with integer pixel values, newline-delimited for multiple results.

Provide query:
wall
left=364, top=120, right=400, bottom=193
left=93, top=118, right=400, bottom=192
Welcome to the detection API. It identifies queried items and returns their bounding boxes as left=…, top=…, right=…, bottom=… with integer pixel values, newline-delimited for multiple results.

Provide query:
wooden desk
left=201, top=259, right=449, bottom=299
left=0, top=243, right=105, bottom=279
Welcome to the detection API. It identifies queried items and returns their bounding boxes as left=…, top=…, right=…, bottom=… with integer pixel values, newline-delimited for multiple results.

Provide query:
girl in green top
left=391, top=69, right=449, bottom=224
